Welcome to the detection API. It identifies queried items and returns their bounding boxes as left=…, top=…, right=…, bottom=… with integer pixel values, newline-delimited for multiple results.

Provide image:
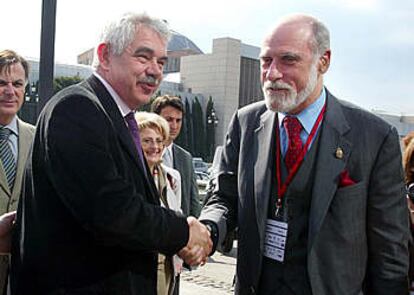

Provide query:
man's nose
left=4, top=83, right=15, bottom=95
left=265, top=60, right=283, bottom=81
left=146, top=59, right=163, bottom=78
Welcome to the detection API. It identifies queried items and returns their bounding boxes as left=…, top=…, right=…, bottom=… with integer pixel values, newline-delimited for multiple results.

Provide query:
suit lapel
left=86, top=76, right=142, bottom=169
left=254, top=109, right=276, bottom=243
left=10, top=120, right=33, bottom=204
left=85, top=76, right=159, bottom=199
left=308, top=91, right=352, bottom=249
left=172, top=145, right=180, bottom=171
left=0, top=158, right=10, bottom=196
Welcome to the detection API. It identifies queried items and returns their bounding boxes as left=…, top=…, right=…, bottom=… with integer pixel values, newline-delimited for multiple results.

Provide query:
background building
left=27, top=58, right=93, bottom=85
left=77, top=48, right=94, bottom=66
left=373, top=110, right=414, bottom=142
left=180, top=37, right=263, bottom=144
left=164, top=30, right=203, bottom=73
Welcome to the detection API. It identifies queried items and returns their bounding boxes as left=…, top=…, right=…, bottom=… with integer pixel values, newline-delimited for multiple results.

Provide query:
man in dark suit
left=200, top=14, right=410, bottom=295
left=11, top=13, right=211, bottom=295
left=152, top=95, right=201, bottom=217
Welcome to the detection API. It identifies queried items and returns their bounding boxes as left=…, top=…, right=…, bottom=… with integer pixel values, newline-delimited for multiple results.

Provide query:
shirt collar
left=164, top=143, right=174, bottom=155
left=278, top=87, right=326, bottom=134
left=1, top=116, right=18, bottom=136
left=93, top=72, right=133, bottom=117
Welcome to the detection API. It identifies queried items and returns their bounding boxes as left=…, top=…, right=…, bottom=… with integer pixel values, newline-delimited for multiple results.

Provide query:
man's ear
left=318, top=49, right=331, bottom=74
left=96, top=43, right=111, bottom=70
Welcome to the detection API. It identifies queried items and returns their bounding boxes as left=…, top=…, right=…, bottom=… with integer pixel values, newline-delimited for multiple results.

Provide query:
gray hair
left=309, top=18, right=330, bottom=56
left=93, top=12, right=171, bottom=67
left=273, top=14, right=330, bottom=57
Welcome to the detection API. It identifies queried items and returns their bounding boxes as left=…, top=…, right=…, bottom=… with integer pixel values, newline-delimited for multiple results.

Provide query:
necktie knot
left=283, top=116, right=302, bottom=135
left=0, top=128, right=11, bottom=141
left=283, top=116, right=303, bottom=172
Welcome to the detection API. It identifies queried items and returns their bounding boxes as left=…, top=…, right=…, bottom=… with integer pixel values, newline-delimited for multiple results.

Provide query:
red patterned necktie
left=283, top=116, right=303, bottom=172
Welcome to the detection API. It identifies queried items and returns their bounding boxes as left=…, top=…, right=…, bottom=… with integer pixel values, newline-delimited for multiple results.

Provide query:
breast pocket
left=329, top=181, right=367, bottom=236
left=335, top=181, right=366, bottom=198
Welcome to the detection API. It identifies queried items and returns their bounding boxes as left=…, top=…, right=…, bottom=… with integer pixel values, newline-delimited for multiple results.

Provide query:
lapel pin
left=335, top=147, right=344, bottom=159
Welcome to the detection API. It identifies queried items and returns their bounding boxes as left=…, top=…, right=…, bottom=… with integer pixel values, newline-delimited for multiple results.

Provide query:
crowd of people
left=0, top=10, right=413, bottom=295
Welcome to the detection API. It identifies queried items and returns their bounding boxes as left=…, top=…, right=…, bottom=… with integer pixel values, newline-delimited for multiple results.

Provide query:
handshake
left=0, top=211, right=16, bottom=254
left=178, top=217, right=213, bottom=266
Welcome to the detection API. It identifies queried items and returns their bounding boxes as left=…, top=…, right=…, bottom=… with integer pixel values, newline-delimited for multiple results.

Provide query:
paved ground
left=180, top=243, right=237, bottom=295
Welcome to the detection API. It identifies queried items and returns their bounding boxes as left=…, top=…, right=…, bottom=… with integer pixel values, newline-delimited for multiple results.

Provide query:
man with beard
left=199, top=14, right=409, bottom=295
left=11, top=12, right=211, bottom=295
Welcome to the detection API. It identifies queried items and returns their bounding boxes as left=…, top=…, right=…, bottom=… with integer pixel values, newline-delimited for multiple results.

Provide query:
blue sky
left=3, top=0, right=413, bottom=114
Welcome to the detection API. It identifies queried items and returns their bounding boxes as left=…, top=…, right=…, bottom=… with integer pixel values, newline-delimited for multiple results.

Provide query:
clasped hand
left=0, top=211, right=16, bottom=254
left=178, top=217, right=213, bottom=266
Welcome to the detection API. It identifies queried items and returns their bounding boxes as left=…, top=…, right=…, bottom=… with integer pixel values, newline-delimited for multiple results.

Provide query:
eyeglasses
left=141, top=138, right=164, bottom=147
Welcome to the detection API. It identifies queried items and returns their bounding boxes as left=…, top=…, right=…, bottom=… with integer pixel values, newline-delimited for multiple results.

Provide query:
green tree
left=205, top=96, right=216, bottom=162
left=174, top=96, right=189, bottom=150
left=53, top=75, right=83, bottom=93
left=192, top=96, right=206, bottom=158
left=185, top=99, right=194, bottom=154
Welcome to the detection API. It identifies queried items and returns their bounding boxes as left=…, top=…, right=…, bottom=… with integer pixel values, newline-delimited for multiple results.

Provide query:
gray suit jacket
left=0, top=118, right=35, bottom=292
left=200, top=90, right=410, bottom=295
left=173, top=144, right=201, bottom=217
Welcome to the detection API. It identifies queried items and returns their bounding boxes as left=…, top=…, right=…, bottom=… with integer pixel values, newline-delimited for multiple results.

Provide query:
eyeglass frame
left=141, top=138, right=165, bottom=147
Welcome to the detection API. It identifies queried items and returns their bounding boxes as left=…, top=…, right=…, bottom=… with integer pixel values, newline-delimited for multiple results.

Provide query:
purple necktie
left=124, top=112, right=146, bottom=170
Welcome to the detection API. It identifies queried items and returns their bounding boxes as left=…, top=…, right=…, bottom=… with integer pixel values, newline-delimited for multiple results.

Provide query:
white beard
left=263, top=61, right=318, bottom=113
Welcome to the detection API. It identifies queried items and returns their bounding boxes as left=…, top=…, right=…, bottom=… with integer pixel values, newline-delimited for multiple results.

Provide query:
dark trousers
left=172, top=275, right=180, bottom=295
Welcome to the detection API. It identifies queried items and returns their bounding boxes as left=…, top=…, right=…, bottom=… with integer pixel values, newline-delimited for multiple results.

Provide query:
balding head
left=266, top=14, right=330, bottom=57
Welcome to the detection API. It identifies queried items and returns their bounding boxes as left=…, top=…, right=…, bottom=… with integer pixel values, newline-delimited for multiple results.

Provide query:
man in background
left=152, top=95, right=201, bottom=217
left=0, top=50, right=35, bottom=294
left=152, top=95, right=201, bottom=295
left=200, top=14, right=409, bottom=294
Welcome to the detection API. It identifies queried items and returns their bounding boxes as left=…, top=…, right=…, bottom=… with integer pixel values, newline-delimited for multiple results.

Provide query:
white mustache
left=263, top=81, right=293, bottom=91
left=139, top=76, right=160, bottom=85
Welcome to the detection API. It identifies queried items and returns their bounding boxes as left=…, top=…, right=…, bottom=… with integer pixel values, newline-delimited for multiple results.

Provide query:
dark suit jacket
left=200, top=89, right=410, bottom=295
left=172, top=144, right=200, bottom=217
left=11, top=76, right=189, bottom=295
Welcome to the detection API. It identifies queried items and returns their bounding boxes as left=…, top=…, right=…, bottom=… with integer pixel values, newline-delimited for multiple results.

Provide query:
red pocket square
left=339, top=170, right=356, bottom=187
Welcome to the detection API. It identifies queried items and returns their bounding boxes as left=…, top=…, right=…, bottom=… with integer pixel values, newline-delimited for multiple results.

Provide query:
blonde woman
left=135, top=111, right=182, bottom=295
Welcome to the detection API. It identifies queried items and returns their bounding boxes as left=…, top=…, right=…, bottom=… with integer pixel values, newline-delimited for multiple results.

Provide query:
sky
left=2, top=0, right=414, bottom=114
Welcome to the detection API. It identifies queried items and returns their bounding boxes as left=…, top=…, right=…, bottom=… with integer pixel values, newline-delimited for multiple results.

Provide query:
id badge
left=263, top=219, right=288, bottom=262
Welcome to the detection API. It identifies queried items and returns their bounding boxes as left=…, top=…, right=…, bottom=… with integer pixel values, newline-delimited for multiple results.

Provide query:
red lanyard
left=275, top=104, right=326, bottom=214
